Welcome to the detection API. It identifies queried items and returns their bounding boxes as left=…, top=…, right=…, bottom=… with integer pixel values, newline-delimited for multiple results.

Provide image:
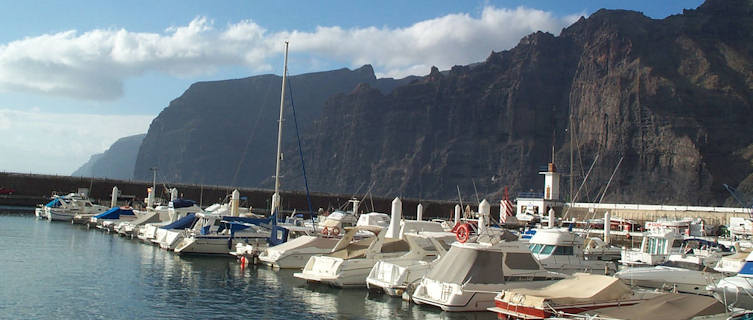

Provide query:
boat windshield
left=425, top=246, right=504, bottom=285
left=660, top=260, right=718, bottom=272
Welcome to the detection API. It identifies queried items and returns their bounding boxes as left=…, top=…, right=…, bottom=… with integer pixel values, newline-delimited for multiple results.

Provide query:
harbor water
left=0, top=211, right=493, bottom=320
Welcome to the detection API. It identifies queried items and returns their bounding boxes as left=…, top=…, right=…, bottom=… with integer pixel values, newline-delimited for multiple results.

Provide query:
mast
left=272, top=41, right=289, bottom=215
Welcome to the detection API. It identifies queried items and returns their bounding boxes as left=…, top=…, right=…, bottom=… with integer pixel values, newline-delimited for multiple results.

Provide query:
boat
left=365, top=231, right=455, bottom=296
left=118, top=198, right=201, bottom=238
left=527, top=227, right=617, bottom=274
left=488, top=274, right=659, bottom=319
left=172, top=213, right=271, bottom=254
left=709, top=251, right=753, bottom=310
left=410, top=237, right=565, bottom=311
left=44, top=193, right=109, bottom=222
left=581, top=292, right=726, bottom=320
left=620, top=227, right=727, bottom=266
left=615, top=256, right=726, bottom=295
left=293, top=225, right=413, bottom=287
left=145, top=213, right=198, bottom=246
left=88, top=206, right=138, bottom=231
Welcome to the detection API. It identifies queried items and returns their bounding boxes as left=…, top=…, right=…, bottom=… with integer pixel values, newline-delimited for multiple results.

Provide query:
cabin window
left=672, top=240, right=682, bottom=248
left=505, top=252, right=541, bottom=270
left=342, top=222, right=354, bottom=228
left=553, top=246, right=574, bottom=255
left=539, top=245, right=555, bottom=255
left=529, top=244, right=543, bottom=254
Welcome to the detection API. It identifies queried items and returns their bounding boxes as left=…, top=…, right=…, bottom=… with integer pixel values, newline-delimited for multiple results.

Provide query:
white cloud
left=0, top=108, right=153, bottom=175
left=0, top=6, right=578, bottom=100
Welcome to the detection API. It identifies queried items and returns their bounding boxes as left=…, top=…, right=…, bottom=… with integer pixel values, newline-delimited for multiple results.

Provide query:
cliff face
left=277, top=0, right=753, bottom=205
left=133, top=65, right=413, bottom=187
left=72, top=134, right=146, bottom=180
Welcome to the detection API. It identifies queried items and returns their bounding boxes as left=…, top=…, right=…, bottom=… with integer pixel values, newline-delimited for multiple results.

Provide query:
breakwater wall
left=0, top=172, right=482, bottom=218
left=563, top=206, right=750, bottom=225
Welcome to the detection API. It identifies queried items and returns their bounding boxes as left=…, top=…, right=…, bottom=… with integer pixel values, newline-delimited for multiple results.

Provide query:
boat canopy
left=160, top=213, right=197, bottom=229
left=589, top=293, right=725, bottom=320
left=170, top=199, right=196, bottom=209
left=498, top=274, right=632, bottom=309
left=45, top=198, right=62, bottom=208
left=94, top=207, right=135, bottom=219
left=426, top=246, right=505, bottom=285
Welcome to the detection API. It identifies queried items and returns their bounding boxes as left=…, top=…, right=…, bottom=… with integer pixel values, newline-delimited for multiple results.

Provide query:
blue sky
left=0, top=0, right=703, bottom=175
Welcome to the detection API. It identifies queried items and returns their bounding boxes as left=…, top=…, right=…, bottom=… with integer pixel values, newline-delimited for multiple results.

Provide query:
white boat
left=44, top=193, right=109, bottom=222
left=615, top=257, right=726, bottom=295
left=527, top=228, right=617, bottom=274
left=172, top=213, right=271, bottom=254
left=620, top=227, right=726, bottom=267
left=294, top=225, right=415, bottom=287
left=88, top=207, right=138, bottom=231
left=365, top=231, right=455, bottom=296
left=411, top=238, right=566, bottom=312
left=256, top=234, right=341, bottom=269
left=709, top=251, right=753, bottom=310
left=488, top=274, right=659, bottom=319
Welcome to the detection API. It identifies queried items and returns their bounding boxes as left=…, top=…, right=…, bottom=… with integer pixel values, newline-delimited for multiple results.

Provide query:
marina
left=0, top=211, right=495, bottom=320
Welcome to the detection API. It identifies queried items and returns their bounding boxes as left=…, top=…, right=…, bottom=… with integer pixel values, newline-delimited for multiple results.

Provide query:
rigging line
left=230, top=83, right=272, bottom=187
left=285, top=76, right=315, bottom=224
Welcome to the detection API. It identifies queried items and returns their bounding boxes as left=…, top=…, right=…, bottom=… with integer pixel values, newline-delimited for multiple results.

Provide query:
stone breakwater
left=0, top=172, right=471, bottom=218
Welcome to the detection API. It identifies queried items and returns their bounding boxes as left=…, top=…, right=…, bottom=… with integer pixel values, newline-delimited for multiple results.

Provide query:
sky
left=0, top=0, right=704, bottom=175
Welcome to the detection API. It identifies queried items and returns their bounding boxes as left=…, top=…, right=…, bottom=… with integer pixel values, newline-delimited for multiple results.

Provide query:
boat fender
left=331, top=226, right=340, bottom=236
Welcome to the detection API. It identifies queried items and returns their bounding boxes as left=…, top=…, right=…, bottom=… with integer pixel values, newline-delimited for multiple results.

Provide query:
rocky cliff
left=275, top=0, right=753, bottom=205
left=133, top=65, right=415, bottom=187
left=72, top=134, right=146, bottom=180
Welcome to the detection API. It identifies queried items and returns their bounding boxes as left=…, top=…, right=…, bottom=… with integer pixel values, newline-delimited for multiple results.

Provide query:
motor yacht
left=489, top=274, right=659, bottom=319
left=411, top=238, right=565, bottom=312
left=528, top=228, right=617, bottom=274
left=294, top=226, right=413, bottom=287
left=709, top=251, right=753, bottom=310
left=172, top=213, right=271, bottom=254
left=365, top=231, right=455, bottom=296
left=44, top=193, right=109, bottom=222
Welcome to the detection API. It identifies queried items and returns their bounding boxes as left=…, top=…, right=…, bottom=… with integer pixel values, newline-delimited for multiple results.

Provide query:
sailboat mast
left=273, top=41, right=289, bottom=213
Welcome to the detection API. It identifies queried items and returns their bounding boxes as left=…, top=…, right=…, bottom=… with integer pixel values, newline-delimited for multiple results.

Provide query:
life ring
left=322, top=226, right=330, bottom=236
left=331, top=226, right=340, bottom=236
left=456, top=223, right=470, bottom=243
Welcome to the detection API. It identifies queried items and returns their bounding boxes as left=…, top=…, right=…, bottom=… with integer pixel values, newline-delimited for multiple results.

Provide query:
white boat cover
left=497, top=274, right=632, bottom=309
left=267, top=236, right=338, bottom=254
left=126, top=211, right=160, bottom=226
left=588, top=293, right=725, bottom=320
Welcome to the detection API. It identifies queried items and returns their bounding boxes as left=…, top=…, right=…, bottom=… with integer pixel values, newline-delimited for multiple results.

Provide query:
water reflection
left=2, top=214, right=496, bottom=320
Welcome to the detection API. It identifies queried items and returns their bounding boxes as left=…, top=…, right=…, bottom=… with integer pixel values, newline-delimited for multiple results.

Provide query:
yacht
left=294, top=226, right=413, bottom=287
left=44, top=193, right=109, bottom=222
left=615, top=256, right=727, bottom=295
left=709, top=251, right=753, bottom=310
left=172, top=213, right=271, bottom=254
left=365, top=231, right=455, bottom=296
left=528, top=228, right=617, bottom=274
left=88, top=206, right=138, bottom=231
left=489, top=274, right=659, bottom=319
left=411, top=237, right=565, bottom=312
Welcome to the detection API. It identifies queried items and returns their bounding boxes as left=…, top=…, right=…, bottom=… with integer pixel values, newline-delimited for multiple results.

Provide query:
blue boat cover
left=740, top=261, right=753, bottom=276
left=160, top=213, right=197, bottom=229
left=222, top=216, right=273, bottom=226
left=171, top=199, right=196, bottom=209
left=94, top=207, right=135, bottom=219
left=268, top=225, right=289, bottom=246
left=45, top=198, right=61, bottom=208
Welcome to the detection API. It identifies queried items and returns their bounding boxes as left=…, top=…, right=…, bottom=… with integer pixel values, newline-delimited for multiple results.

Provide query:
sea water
left=0, top=212, right=493, bottom=320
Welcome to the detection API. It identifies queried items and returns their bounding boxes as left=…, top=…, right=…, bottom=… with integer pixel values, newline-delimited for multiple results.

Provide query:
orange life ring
left=331, top=226, right=340, bottom=236
left=456, top=223, right=470, bottom=243
left=322, top=226, right=330, bottom=236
